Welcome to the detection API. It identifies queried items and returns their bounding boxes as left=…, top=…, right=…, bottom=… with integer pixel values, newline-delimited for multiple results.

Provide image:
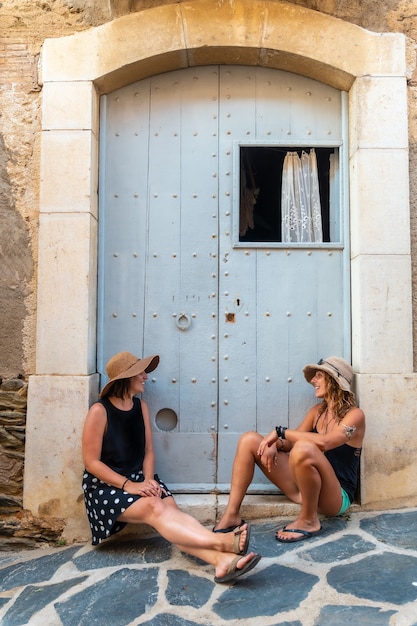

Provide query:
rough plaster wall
left=1, top=0, right=417, bottom=378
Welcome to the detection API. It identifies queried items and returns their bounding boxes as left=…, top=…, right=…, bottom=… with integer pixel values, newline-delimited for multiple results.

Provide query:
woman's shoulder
left=343, top=405, right=365, bottom=421
left=87, top=400, right=107, bottom=418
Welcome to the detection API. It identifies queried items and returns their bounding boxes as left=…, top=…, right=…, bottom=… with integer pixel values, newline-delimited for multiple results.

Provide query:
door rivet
left=265, top=377, right=270, bottom=382
left=287, top=377, right=292, bottom=382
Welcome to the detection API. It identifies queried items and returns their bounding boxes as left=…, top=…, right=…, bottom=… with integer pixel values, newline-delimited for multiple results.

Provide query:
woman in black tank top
left=82, top=351, right=261, bottom=584
left=213, top=356, right=365, bottom=544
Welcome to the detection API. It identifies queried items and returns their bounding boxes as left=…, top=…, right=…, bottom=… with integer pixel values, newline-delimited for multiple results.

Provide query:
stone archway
left=26, top=0, right=415, bottom=542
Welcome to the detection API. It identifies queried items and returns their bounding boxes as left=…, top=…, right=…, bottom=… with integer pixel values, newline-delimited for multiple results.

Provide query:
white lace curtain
left=281, top=149, right=323, bottom=243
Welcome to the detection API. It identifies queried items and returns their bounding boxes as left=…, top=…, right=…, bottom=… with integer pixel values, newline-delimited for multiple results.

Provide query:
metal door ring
left=176, top=313, right=191, bottom=331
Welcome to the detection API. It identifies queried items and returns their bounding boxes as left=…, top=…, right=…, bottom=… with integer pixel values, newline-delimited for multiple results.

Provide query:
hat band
left=317, top=358, right=351, bottom=385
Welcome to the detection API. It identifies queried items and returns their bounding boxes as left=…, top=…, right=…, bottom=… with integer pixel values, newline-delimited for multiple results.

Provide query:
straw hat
left=100, top=351, right=159, bottom=397
left=303, top=356, right=354, bottom=392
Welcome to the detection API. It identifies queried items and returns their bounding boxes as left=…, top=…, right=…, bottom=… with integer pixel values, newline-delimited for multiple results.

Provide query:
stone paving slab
left=0, top=508, right=416, bottom=625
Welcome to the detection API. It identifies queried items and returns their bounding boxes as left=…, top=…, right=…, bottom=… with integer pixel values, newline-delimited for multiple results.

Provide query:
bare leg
left=118, top=496, right=258, bottom=579
left=276, top=440, right=343, bottom=540
left=118, top=495, right=249, bottom=554
left=214, top=431, right=300, bottom=531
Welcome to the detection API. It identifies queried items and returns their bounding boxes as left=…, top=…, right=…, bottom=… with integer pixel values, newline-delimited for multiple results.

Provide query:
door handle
left=175, top=313, right=191, bottom=331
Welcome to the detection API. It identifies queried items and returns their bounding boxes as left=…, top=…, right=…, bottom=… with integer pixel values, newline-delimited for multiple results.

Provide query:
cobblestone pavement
left=0, top=507, right=417, bottom=626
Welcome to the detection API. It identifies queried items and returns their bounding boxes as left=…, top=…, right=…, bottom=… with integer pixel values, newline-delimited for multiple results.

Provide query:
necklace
left=321, top=408, right=338, bottom=434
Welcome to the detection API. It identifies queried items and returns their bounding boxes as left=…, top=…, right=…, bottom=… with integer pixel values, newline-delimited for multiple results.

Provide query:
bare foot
left=214, top=551, right=259, bottom=581
left=213, top=515, right=244, bottom=532
left=275, top=518, right=322, bottom=542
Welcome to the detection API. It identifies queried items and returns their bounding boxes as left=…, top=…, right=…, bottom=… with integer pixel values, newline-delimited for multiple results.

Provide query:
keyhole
left=236, top=298, right=240, bottom=306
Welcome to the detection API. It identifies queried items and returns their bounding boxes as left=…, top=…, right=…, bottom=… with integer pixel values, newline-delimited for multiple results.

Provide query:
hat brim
left=303, top=363, right=351, bottom=392
left=100, top=355, right=159, bottom=397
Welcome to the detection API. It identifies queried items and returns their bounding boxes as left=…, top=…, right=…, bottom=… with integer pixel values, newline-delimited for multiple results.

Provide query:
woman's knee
left=237, top=431, right=261, bottom=453
left=290, top=439, right=318, bottom=465
left=123, top=495, right=166, bottom=522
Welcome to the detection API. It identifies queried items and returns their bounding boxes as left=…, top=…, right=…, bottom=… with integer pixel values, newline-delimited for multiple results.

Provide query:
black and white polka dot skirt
left=82, top=470, right=172, bottom=545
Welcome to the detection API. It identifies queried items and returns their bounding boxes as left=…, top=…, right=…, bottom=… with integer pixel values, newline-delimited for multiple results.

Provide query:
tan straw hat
left=303, top=356, right=354, bottom=392
left=100, top=351, right=159, bottom=397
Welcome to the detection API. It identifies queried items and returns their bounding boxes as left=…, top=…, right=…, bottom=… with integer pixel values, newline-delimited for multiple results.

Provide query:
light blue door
left=98, top=66, right=349, bottom=492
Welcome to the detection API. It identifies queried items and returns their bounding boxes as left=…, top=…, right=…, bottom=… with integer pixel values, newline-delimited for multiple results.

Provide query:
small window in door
left=237, top=145, right=340, bottom=246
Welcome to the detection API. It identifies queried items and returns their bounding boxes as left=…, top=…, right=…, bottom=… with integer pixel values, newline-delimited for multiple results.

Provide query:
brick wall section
left=0, top=39, right=38, bottom=88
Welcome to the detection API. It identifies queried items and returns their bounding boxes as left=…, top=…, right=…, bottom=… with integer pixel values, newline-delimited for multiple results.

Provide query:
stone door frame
left=25, top=0, right=415, bottom=541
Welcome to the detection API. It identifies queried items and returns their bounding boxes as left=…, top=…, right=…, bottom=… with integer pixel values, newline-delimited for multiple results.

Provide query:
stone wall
left=0, top=378, right=63, bottom=548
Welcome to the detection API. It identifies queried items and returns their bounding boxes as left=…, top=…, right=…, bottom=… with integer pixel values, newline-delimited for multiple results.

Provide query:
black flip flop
left=213, top=519, right=246, bottom=533
left=275, top=525, right=323, bottom=543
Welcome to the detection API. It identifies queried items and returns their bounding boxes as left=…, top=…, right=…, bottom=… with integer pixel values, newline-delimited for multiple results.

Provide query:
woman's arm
left=257, top=404, right=319, bottom=457
left=284, top=406, right=365, bottom=451
left=141, top=400, right=156, bottom=481
left=82, top=402, right=128, bottom=489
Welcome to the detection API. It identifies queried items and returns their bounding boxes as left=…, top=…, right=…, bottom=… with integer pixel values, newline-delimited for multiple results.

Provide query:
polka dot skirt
left=82, top=470, right=172, bottom=545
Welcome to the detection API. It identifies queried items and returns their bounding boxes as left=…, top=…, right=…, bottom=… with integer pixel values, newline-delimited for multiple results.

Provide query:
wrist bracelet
left=121, top=478, right=129, bottom=490
left=275, top=426, right=287, bottom=439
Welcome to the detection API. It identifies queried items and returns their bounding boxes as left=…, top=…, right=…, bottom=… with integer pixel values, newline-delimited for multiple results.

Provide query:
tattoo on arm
left=343, top=424, right=356, bottom=439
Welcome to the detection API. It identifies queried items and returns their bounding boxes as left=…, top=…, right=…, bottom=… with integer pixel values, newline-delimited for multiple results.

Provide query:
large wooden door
left=98, top=66, right=349, bottom=492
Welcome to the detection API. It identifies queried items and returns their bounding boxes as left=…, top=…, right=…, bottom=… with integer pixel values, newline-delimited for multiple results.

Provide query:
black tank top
left=313, top=423, right=361, bottom=503
left=99, top=396, right=145, bottom=475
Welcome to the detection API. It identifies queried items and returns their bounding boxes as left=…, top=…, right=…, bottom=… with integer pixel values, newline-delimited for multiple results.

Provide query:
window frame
left=232, top=139, right=346, bottom=249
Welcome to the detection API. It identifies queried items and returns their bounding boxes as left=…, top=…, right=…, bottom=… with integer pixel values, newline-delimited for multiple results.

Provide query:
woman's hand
left=258, top=443, right=278, bottom=473
left=126, top=479, right=166, bottom=497
left=257, top=430, right=278, bottom=458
